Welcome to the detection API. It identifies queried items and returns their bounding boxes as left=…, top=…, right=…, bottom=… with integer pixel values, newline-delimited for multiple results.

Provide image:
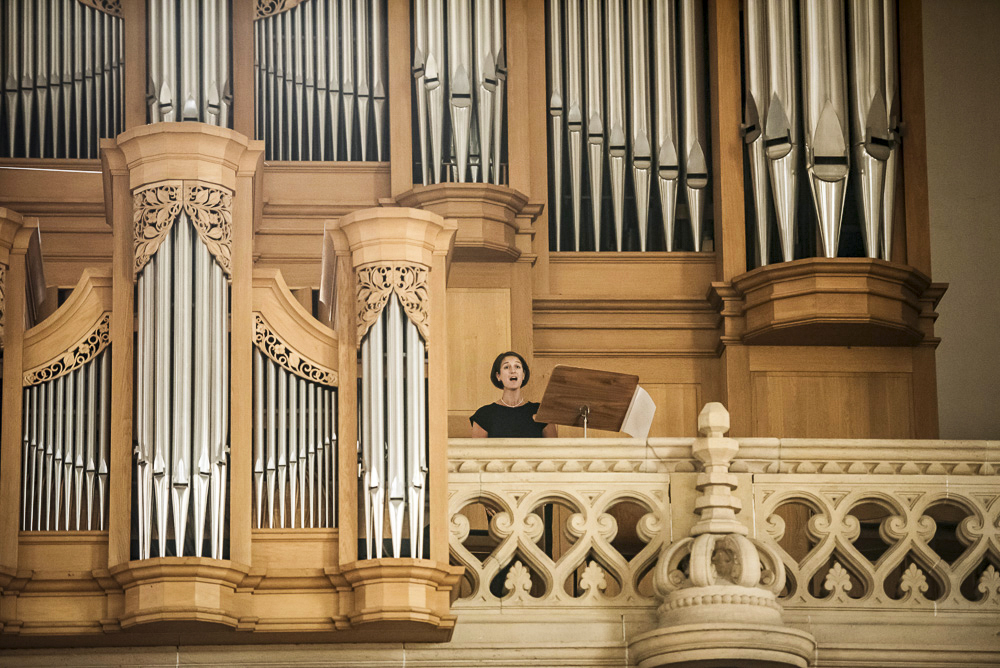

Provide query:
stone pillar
left=629, top=403, right=816, bottom=667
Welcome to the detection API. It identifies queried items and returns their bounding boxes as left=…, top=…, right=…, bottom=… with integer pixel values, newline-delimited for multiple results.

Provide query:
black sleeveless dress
left=469, top=402, right=547, bottom=438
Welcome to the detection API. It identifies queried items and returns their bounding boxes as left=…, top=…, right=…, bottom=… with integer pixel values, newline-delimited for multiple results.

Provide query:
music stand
left=535, top=365, right=641, bottom=438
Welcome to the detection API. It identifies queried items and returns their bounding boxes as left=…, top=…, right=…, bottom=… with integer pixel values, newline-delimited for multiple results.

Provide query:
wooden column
left=122, top=0, right=147, bottom=130
left=388, top=0, right=414, bottom=197
left=232, top=0, right=256, bottom=138
left=334, top=249, right=358, bottom=565
left=898, top=0, right=932, bottom=275
left=708, top=0, right=746, bottom=282
left=0, top=210, right=30, bottom=573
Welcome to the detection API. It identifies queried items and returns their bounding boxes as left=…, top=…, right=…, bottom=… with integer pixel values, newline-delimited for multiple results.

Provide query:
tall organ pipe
left=679, top=0, right=708, bottom=252
left=801, top=0, right=850, bottom=258
left=743, top=0, right=772, bottom=267
left=548, top=1, right=563, bottom=250
left=605, top=0, right=626, bottom=251
left=764, top=0, right=801, bottom=263
left=448, top=0, right=473, bottom=182
left=653, top=0, right=680, bottom=251
left=628, top=0, right=653, bottom=251
left=565, top=0, right=584, bottom=250
left=881, top=0, right=900, bottom=261
left=584, top=0, right=604, bottom=249
left=847, top=0, right=892, bottom=259
left=386, top=296, right=405, bottom=557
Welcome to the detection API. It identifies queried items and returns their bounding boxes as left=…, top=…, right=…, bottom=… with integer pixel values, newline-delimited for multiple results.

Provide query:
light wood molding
left=19, top=268, right=112, bottom=371
left=338, top=559, right=464, bottom=633
left=104, top=123, right=265, bottom=192
left=76, top=0, right=122, bottom=17
left=715, top=258, right=942, bottom=347
left=252, top=268, right=338, bottom=384
left=331, top=206, right=457, bottom=269
left=109, top=558, right=251, bottom=629
left=394, top=183, right=531, bottom=261
left=0, top=208, right=27, bottom=350
left=254, top=0, right=306, bottom=19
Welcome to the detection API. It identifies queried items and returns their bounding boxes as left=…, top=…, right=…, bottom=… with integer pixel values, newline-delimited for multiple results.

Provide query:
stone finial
left=630, top=403, right=816, bottom=667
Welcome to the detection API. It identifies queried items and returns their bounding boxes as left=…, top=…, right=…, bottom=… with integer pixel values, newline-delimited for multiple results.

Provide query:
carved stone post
left=328, top=207, right=463, bottom=635
left=630, top=402, right=816, bottom=667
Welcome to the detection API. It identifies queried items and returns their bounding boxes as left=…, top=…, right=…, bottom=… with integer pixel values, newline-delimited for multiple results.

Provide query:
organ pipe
left=548, top=0, right=709, bottom=252
left=1, top=0, right=123, bottom=158
left=147, top=0, right=229, bottom=127
left=20, top=350, right=111, bottom=533
left=135, top=217, right=228, bottom=559
left=360, top=295, right=427, bottom=560
left=742, top=0, right=773, bottom=267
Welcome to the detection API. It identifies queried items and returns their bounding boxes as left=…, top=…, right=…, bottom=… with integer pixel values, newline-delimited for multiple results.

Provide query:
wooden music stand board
left=535, top=365, right=657, bottom=439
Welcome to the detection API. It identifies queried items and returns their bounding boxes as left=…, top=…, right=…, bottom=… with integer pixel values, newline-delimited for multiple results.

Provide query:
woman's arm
left=470, top=421, right=488, bottom=438
left=542, top=423, right=558, bottom=438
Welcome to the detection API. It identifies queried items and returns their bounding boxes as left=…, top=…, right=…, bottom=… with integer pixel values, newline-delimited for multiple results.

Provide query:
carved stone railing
left=448, top=430, right=1000, bottom=666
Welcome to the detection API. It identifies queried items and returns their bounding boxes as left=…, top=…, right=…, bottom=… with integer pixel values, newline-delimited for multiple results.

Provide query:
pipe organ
left=254, top=0, right=389, bottom=162
left=253, top=345, right=338, bottom=529
left=0, top=0, right=124, bottom=158
left=411, top=0, right=508, bottom=185
left=547, top=0, right=709, bottom=252
left=21, top=345, right=111, bottom=531
left=133, top=189, right=231, bottom=559
left=742, top=0, right=901, bottom=266
left=146, top=0, right=231, bottom=126
left=358, top=266, right=429, bottom=560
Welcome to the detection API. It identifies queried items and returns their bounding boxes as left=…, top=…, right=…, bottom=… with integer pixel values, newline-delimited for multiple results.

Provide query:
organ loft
left=0, top=1, right=997, bottom=666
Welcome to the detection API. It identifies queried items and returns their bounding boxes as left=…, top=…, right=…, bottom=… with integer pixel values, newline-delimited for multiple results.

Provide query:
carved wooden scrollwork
left=133, top=181, right=233, bottom=279
left=253, top=313, right=338, bottom=386
left=255, top=0, right=307, bottom=19
left=356, top=263, right=430, bottom=342
left=23, top=313, right=111, bottom=386
left=77, top=0, right=123, bottom=18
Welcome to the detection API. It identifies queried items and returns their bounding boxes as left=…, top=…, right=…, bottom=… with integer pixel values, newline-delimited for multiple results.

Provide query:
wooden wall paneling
left=388, top=0, right=413, bottom=197
left=446, top=287, right=511, bottom=436
left=707, top=0, right=746, bottom=281
left=911, top=345, right=940, bottom=438
left=721, top=345, right=751, bottom=437
left=897, top=0, right=932, bottom=275
left=232, top=0, right=255, bottom=138
left=545, top=254, right=717, bottom=299
left=511, top=262, right=533, bottom=366
left=122, top=0, right=146, bottom=129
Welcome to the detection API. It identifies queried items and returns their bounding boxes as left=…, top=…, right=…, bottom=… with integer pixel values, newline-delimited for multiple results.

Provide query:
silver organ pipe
left=742, top=0, right=772, bottom=267
left=1, top=0, right=123, bottom=158
left=360, top=294, right=427, bottom=560
left=739, top=0, right=900, bottom=265
left=135, top=217, right=229, bottom=559
left=801, top=0, right=850, bottom=259
left=146, top=0, right=230, bottom=127
left=254, top=0, right=387, bottom=162
left=410, top=0, right=506, bottom=184
left=21, top=350, right=111, bottom=533
left=605, top=0, right=626, bottom=252
left=252, top=343, right=338, bottom=530
left=548, top=0, right=710, bottom=252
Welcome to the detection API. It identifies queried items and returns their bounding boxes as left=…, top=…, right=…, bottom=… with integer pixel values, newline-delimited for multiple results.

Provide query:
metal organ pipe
left=146, top=0, right=229, bottom=127
left=801, top=0, right=850, bottom=259
left=743, top=0, right=773, bottom=267
left=605, top=0, right=626, bottom=251
left=547, top=2, right=563, bottom=251
left=880, top=0, right=900, bottom=261
left=1, top=0, right=122, bottom=158
left=584, top=0, right=604, bottom=249
left=628, top=0, right=653, bottom=252
left=653, top=0, right=680, bottom=252
left=359, top=294, right=428, bottom=560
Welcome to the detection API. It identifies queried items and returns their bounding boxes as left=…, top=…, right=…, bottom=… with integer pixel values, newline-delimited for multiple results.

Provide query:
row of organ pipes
left=135, top=216, right=229, bottom=559
left=1, top=0, right=124, bottom=158
left=254, top=0, right=388, bottom=161
left=21, top=350, right=111, bottom=531
left=412, top=0, right=508, bottom=184
left=360, top=294, right=428, bottom=559
left=253, top=350, right=338, bottom=529
left=548, top=0, right=710, bottom=252
left=147, top=0, right=231, bottom=127
left=743, top=0, right=901, bottom=266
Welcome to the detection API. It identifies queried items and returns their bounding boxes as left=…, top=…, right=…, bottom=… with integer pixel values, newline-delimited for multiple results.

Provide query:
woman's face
left=496, top=356, right=524, bottom=390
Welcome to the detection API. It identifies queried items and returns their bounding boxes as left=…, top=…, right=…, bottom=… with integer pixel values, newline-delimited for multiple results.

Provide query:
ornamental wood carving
left=254, top=313, right=338, bottom=386
left=23, top=313, right=111, bottom=386
left=356, top=264, right=430, bottom=342
left=255, top=0, right=307, bottom=19
left=77, top=0, right=123, bottom=18
left=133, top=181, right=233, bottom=279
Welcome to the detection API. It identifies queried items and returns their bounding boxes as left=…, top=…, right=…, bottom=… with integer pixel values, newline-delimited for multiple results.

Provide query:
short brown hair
left=490, top=351, right=530, bottom=389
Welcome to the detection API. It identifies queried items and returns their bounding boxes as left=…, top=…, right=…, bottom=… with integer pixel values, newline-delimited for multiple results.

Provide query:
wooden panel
left=546, top=254, right=717, bottom=299
left=447, top=288, right=511, bottom=434
left=751, top=371, right=915, bottom=438
left=748, top=346, right=914, bottom=373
